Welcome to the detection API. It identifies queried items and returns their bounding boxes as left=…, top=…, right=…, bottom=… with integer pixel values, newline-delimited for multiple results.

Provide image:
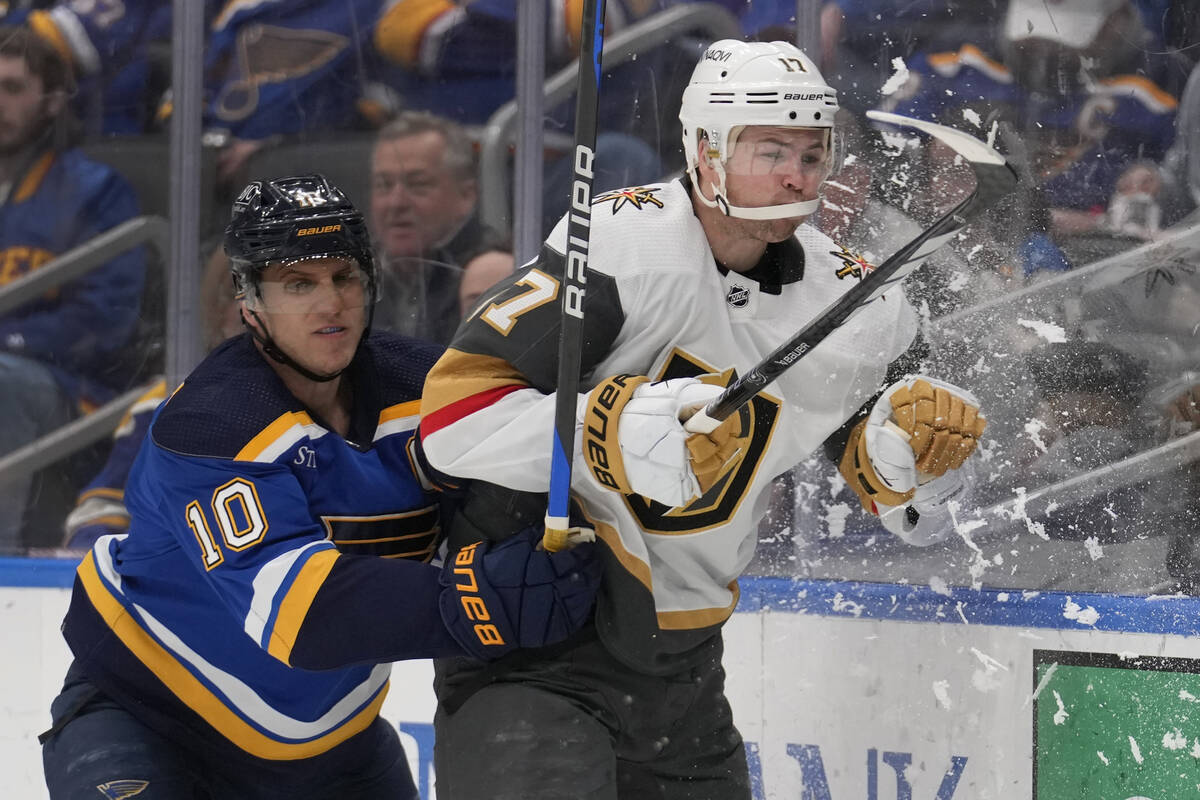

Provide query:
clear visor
left=242, top=255, right=375, bottom=315
left=720, top=126, right=837, bottom=181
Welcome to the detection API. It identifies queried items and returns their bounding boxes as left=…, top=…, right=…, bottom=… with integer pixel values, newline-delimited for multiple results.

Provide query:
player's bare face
left=0, top=56, right=54, bottom=156
left=370, top=132, right=477, bottom=260
left=724, top=126, right=829, bottom=241
left=250, top=256, right=368, bottom=376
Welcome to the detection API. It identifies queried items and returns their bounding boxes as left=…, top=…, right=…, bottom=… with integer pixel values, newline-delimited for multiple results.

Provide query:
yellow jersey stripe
left=564, top=0, right=585, bottom=52
left=374, top=0, right=456, bottom=68
left=77, top=487, right=125, bottom=503
left=928, top=44, right=1011, bottom=83
left=14, top=151, right=56, bottom=204
left=267, top=549, right=339, bottom=665
left=27, top=11, right=74, bottom=66
left=235, top=411, right=316, bottom=463
left=379, top=399, right=421, bottom=425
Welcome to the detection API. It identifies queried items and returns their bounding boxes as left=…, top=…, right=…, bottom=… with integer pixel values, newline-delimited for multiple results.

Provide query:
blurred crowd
left=1, top=0, right=1198, bottom=596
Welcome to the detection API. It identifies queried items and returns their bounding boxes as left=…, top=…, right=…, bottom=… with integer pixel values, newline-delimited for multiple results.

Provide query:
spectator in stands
left=62, top=248, right=242, bottom=551
left=457, top=241, right=515, bottom=317
left=373, top=0, right=664, bottom=231
left=882, top=0, right=1180, bottom=246
left=4, top=0, right=175, bottom=135
left=368, top=111, right=505, bottom=344
left=0, top=25, right=145, bottom=553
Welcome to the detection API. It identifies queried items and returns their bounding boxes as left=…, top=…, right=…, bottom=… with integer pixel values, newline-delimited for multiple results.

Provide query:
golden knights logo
left=830, top=244, right=875, bottom=280
left=593, top=186, right=664, bottom=213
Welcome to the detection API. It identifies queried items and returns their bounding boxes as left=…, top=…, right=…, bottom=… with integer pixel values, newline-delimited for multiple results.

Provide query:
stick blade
left=866, top=110, right=1007, bottom=165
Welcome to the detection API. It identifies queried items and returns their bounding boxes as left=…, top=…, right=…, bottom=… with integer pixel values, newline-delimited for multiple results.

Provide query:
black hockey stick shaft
left=544, top=0, right=607, bottom=551
left=686, top=112, right=1019, bottom=432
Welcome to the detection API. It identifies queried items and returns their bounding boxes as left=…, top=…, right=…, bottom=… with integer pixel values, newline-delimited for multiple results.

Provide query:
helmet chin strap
left=243, top=309, right=347, bottom=383
left=694, top=160, right=822, bottom=220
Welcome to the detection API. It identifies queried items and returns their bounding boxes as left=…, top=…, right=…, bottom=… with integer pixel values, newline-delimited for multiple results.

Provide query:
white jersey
left=421, top=178, right=918, bottom=672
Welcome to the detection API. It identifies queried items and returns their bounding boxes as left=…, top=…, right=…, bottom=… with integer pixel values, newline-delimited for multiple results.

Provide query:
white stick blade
left=866, top=110, right=1007, bottom=166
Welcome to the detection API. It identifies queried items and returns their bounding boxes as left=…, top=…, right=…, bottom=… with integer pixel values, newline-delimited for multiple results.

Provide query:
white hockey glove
left=580, top=374, right=748, bottom=507
left=839, top=377, right=986, bottom=546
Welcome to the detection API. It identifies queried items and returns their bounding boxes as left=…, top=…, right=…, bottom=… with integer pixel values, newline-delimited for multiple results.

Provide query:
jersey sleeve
left=128, top=441, right=461, bottom=669
left=419, top=242, right=625, bottom=492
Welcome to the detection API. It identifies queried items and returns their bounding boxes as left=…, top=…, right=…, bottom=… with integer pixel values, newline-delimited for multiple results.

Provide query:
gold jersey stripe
left=235, top=411, right=315, bottom=462
left=378, top=399, right=422, bottom=426
left=420, top=348, right=530, bottom=419
left=267, top=549, right=339, bottom=665
left=374, top=0, right=456, bottom=68
left=656, top=581, right=741, bottom=630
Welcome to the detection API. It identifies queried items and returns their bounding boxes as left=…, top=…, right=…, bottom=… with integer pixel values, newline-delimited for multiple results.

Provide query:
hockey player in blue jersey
left=40, top=173, right=602, bottom=799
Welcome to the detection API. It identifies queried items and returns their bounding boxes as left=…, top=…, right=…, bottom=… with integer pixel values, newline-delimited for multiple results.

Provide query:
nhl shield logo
left=726, top=283, right=751, bottom=308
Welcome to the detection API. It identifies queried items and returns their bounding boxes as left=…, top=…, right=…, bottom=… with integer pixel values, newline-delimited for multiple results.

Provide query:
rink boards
left=5, top=559, right=1200, bottom=799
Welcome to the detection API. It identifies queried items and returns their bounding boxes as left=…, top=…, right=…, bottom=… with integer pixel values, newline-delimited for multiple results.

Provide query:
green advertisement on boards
left=1034, top=650, right=1200, bottom=799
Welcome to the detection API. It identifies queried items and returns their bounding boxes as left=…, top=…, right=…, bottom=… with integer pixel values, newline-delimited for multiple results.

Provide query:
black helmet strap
left=242, top=307, right=347, bottom=383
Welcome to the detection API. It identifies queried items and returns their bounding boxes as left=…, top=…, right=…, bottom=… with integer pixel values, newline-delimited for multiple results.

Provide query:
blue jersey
left=0, top=146, right=146, bottom=408
left=206, top=0, right=381, bottom=139
left=62, top=332, right=462, bottom=768
left=373, top=0, right=673, bottom=124
left=889, top=42, right=1179, bottom=211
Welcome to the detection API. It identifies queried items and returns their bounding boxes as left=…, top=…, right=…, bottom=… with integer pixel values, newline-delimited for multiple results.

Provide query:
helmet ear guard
left=680, top=40, right=841, bottom=220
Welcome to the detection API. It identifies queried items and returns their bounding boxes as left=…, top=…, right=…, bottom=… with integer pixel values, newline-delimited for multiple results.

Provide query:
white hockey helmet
left=679, top=39, right=839, bottom=219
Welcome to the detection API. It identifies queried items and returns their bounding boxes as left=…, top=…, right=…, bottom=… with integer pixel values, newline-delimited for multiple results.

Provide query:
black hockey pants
left=432, top=628, right=751, bottom=800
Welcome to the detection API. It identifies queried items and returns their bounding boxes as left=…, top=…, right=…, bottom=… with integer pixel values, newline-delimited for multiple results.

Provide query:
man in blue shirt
left=0, top=24, right=146, bottom=552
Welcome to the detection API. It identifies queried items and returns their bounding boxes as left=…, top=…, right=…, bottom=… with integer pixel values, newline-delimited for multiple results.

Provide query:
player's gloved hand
left=839, top=377, right=985, bottom=545
left=439, top=525, right=603, bottom=661
left=580, top=374, right=747, bottom=507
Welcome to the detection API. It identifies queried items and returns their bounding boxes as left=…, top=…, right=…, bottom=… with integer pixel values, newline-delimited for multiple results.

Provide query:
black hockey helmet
left=224, top=173, right=377, bottom=305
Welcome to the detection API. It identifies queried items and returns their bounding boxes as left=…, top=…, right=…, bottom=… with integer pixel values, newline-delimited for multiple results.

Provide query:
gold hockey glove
left=839, top=376, right=986, bottom=514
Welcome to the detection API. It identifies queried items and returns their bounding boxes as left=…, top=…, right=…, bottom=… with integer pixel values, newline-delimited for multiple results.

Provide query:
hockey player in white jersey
left=420, top=39, right=987, bottom=799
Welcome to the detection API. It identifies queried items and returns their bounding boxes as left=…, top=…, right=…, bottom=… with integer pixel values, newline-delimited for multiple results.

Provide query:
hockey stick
left=684, top=111, right=1020, bottom=434
left=543, top=0, right=607, bottom=552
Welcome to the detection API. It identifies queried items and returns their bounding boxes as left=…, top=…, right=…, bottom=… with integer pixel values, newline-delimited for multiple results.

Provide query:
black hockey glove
left=438, top=525, right=602, bottom=661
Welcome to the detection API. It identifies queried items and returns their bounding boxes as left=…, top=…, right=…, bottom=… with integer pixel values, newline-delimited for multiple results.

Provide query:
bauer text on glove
left=581, top=374, right=748, bottom=507
left=438, top=525, right=603, bottom=661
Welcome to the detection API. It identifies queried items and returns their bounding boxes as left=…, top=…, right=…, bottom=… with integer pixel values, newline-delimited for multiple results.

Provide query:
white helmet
left=679, top=40, right=839, bottom=220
